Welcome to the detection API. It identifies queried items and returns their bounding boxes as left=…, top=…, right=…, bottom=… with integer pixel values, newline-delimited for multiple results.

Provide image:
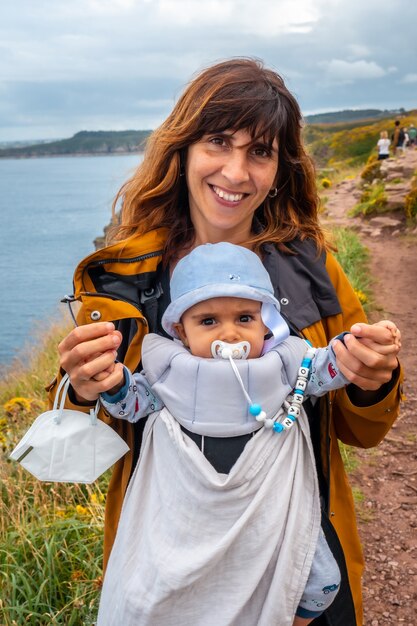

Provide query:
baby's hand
left=375, top=320, right=401, bottom=348
left=101, top=362, right=125, bottom=396
left=350, top=320, right=401, bottom=355
left=332, top=319, right=400, bottom=391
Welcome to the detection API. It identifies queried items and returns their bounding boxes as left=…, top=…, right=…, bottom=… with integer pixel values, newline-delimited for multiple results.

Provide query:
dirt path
left=322, top=154, right=417, bottom=625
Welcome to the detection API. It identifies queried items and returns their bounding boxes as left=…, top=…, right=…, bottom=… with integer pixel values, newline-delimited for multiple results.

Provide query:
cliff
left=0, top=130, right=152, bottom=159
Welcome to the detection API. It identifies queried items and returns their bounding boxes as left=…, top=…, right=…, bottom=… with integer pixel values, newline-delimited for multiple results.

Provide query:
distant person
left=408, top=123, right=417, bottom=147
left=377, top=130, right=390, bottom=160
left=52, top=58, right=403, bottom=625
left=391, top=120, right=405, bottom=155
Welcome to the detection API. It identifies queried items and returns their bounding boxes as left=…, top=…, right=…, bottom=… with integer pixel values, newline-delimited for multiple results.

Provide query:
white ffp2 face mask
left=9, top=374, right=129, bottom=484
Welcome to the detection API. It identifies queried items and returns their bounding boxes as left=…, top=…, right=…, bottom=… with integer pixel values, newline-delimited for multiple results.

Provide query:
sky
left=1, top=0, right=417, bottom=142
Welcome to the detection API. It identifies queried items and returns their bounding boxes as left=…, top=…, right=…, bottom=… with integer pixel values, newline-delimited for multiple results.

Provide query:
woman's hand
left=58, top=322, right=125, bottom=402
left=332, top=320, right=401, bottom=393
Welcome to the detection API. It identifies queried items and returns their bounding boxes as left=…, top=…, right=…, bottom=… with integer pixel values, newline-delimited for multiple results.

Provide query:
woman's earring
left=179, top=164, right=185, bottom=177
left=268, top=187, right=278, bottom=198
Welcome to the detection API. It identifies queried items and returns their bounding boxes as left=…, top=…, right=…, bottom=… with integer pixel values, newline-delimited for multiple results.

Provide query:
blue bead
left=273, top=422, right=284, bottom=433
left=294, top=389, right=304, bottom=395
left=249, top=404, right=262, bottom=416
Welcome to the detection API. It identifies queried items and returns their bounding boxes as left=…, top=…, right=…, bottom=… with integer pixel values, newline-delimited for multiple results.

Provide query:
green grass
left=338, top=442, right=359, bottom=474
left=330, top=226, right=375, bottom=487
left=1, top=516, right=103, bottom=625
left=0, top=324, right=108, bottom=625
left=331, top=226, right=372, bottom=312
left=351, top=487, right=374, bottom=523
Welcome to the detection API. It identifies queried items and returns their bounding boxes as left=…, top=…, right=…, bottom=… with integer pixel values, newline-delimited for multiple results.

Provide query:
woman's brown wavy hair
left=109, top=57, right=326, bottom=262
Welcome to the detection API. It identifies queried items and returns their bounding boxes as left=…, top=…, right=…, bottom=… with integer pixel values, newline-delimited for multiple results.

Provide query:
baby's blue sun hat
left=162, top=242, right=290, bottom=351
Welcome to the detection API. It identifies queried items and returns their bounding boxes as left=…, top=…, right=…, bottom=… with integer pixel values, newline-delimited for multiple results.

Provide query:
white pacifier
left=211, top=340, right=251, bottom=360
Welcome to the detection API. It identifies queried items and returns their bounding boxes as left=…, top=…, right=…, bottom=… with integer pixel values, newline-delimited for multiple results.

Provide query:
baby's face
left=173, top=296, right=269, bottom=359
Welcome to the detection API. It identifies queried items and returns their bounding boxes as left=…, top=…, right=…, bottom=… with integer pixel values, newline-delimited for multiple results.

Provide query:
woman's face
left=185, top=128, right=278, bottom=244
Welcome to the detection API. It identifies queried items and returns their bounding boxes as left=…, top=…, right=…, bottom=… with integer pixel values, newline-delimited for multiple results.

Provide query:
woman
left=377, top=130, right=390, bottom=160
left=51, top=58, right=402, bottom=625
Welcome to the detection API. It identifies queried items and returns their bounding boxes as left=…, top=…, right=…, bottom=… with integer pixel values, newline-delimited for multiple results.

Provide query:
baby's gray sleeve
left=100, top=366, right=163, bottom=422
left=307, top=334, right=350, bottom=397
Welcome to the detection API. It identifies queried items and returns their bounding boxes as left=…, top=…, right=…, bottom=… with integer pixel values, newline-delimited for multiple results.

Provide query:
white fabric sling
left=97, top=404, right=320, bottom=626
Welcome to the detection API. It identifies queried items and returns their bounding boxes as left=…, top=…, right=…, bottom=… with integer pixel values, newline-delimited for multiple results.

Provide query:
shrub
left=350, top=183, right=387, bottom=216
left=360, top=159, right=383, bottom=184
left=404, top=175, right=417, bottom=221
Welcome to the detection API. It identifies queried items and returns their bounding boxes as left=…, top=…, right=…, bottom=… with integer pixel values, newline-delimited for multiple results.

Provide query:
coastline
left=0, top=150, right=145, bottom=160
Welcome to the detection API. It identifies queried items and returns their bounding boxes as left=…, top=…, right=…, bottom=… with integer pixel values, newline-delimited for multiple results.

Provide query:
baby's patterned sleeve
left=100, top=366, right=163, bottom=423
left=307, top=333, right=351, bottom=397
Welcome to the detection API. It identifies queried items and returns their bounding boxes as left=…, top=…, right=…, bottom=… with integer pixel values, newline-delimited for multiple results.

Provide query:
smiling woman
left=186, top=130, right=279, bottom=244
left=108, top=56, right=322, bottom=263
left=48, top=57, right=402, bottom=626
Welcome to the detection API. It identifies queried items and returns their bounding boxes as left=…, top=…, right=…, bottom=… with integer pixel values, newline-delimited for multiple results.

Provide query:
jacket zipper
left=79, top=249, right=164, bottom=316
left=86, top=249, right=164, bottom=268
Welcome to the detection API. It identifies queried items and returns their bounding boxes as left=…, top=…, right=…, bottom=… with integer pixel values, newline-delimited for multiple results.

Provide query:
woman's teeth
left=212, top=186, right=244, bottom=202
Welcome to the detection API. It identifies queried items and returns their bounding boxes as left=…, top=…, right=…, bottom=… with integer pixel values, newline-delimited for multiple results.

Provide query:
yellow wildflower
left=321, top=177, right=332, bottom=189
left=75, top=504, right=89, bottom=516
left=90, top=491, right=105, bottom=504
left=354, top=289, right=368, bottom=304
left=3, top=397, right=32, bottom=414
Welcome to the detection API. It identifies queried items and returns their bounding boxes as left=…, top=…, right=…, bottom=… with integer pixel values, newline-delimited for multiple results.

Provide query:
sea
left=0, top=153, right=142, bottom=370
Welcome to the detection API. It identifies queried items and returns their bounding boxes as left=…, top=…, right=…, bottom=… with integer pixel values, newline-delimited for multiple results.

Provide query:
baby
left=97, top=243, right=398, bottom=626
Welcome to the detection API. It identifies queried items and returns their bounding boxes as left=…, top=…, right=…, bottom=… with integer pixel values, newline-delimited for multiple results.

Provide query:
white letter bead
left=288, top=405, right=300, bottom=417
left=298, top=366, right=310, bottom=378
left=295, top=379, right=307, bottom=391
left=292, top=394, right=304, bottom=405
left=283, top=417, right=295, bottom=429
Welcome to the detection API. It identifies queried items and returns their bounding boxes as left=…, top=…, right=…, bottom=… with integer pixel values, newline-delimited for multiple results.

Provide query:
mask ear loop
left=52, top=372, right=99, bottom=426
left=52, top=374, right=71, bottom=424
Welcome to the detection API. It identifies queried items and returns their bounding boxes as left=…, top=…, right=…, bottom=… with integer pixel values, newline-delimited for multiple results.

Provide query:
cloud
left=87, top=0, right=138, bottom=12
left=321, top=59, right=387, bottom=84
left=158, top=0, right=320, bottom=36
left=402, top=73, right=417, bottom=84
left=347, top=44, right=371, bottom=58
left=1, top=0, right=417, bottom=140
